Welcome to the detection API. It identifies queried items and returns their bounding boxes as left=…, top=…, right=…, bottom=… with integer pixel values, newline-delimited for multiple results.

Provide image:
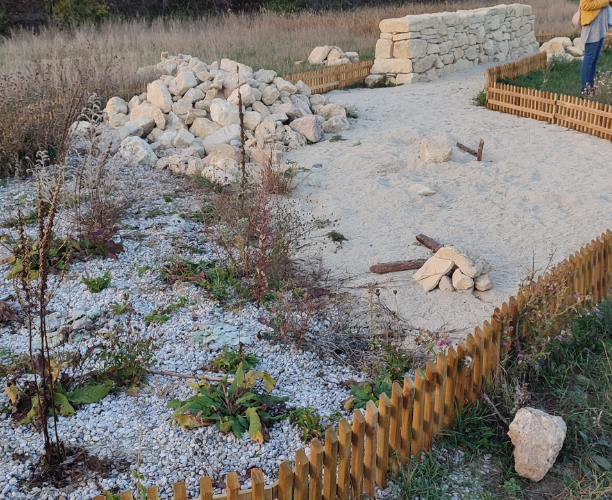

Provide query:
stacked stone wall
left=370, top=4, right=539, bottom=84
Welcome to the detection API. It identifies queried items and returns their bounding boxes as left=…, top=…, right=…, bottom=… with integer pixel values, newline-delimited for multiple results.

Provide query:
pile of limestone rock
left=81, top=53, right=350, bottom=184
left=413, top=245, right=493, bottom=293
left=307, top=46, right=360, bottom=66
left=539, top=36, right=585, bottom=62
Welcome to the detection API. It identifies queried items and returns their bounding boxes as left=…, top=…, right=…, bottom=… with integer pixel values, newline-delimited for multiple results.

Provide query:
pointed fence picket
left=93, top=230, right=612, bottom=500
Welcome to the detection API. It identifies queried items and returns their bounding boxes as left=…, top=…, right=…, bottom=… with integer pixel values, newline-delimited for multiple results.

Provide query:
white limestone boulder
left=508, top=408, right=566, bottom=482
left=117, top=137, right=157, bottom=166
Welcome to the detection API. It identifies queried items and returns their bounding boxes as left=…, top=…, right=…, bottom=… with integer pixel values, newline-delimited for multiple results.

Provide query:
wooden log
left=337, top=419, right=352, bottom=500
left=477, top=139, right=484, bottom=161
left=364, top=401, right=378, bottom=498
left=252, top=469, right=265, bottom=500
left=350, top=410, right=366, bottom=500
left=415, top=234, right=444, bottom=253
left=323, top=428, right=339, bottom=500
left=456, top=142, right=478, bottom=157
left=200, top=477, right=213, bottom=500
left=369, top=259, right=426, bottom=274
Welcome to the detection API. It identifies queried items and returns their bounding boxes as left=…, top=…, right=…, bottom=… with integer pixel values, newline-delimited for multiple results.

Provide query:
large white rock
left=436, top=245, right=482, bottom=278
left=125, top=116, right=155, bottom=136
left=147, top=80, right=173, bottom=113
left=371, top=58, right=413, bottom=75
left=419, top=136, right=452, bottom=163
left=317, top=103, right=346, bottom=121
left=508, top=408, right=566, bottom=482
left=409, top=184, right=435, bottom=196
left=220, top=58, right=238, bottom=73
left=254, top=69, right=277, bottom=84
left=108, top=113, right=129, bottom=127
left=289, top=116, right=324, bottom=143
left=202, top=151, right=241, bottom=184
left=393, top=40, right=428, bottom=59
left=185, top=109, right=208, bottom=126
left=273, top=77, right=297, bottom=95
left=173, top=128, right=195, bottom=149
left=474, top=273, right=493, bottom=291
left=413, top=256, right=454, bottom=292
left=308, top=46, right=331, bottom=65
left=203, top=124, right=241, bottom=153
left=210, top=101, right=240, bottom=127
left=105, top=96, right=128, bottom=117
left=169, top=70, right=198, bottom=96
left=172, top=98, right=192, bottom=118
left=261, top=86, right=280, bottom=106
left=438, top=275, right=455, bottom=292
left=130, top=102, right=165, bottom=130
left=228, top=84, right=261, bottom=107
left=452, top=269, right=474, bottom=291
left=117, top=137, right=157, bottom=166
left=183, top=88, right=206, bottom=103
left=243, top=111, right=263, bottom=131
left=295, top=80, right=311, bottom=96
left=190, top=117, right=222, bottom=139
left=252, top=101, right=271, bottom=116
left=323, top=115, right=349, bottom=134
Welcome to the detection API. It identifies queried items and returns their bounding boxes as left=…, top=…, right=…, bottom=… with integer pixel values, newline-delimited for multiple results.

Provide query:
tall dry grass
left=0, top=0, right=575, bottom=86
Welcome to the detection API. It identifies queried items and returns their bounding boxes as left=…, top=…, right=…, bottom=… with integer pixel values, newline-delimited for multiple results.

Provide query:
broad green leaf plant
left=168, top=362, right=288, bottom=444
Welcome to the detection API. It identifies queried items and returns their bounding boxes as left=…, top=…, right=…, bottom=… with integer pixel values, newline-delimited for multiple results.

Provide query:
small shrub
left=289, top=407, right=323, bottom=442
left=162, top=194, right=173, bottom=202
left=137, top=265, right=152, bottom=277
left=48, top=0, right=108, bottom=26
left=144, top=296, right=187, bottom=323
left=211, top=345, right=258, bottom=374
left=168, top=362, right=288, bottom=443
left=342, top=375, right=393, bottom=410
left=329, top=134, right=343, bottom=142
left=82, top=271, right=111, bottom=293
left=326, top=231, right=347, bottom=246
left=370, top=75, right=397, bottom=88
left=475, top=89, right=487, bottom=107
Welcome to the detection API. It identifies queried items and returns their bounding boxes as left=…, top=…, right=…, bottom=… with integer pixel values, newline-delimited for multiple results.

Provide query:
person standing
left=580, top=0, right=612, bottom=97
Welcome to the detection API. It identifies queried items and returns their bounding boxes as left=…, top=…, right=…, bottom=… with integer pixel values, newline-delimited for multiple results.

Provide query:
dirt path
left=288, top=64, right=612, bottom=343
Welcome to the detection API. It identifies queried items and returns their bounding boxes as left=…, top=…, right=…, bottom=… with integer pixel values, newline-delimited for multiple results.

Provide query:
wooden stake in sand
left=369, top=259, right=427, bottom=274
left=457, top=139, right=484, bottom=161
left=415, top=234, right=444, bottom=253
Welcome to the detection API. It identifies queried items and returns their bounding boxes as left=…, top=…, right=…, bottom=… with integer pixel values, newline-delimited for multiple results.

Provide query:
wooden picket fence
left=485, top=53, right=612, bottom=141
left=285, top=60, right=374, bottom=94
left=92, top=229, right=612, bottom=500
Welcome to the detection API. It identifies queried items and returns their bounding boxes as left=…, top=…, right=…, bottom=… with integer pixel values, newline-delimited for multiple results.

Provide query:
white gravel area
left=0, top=166, right=365, bottom=500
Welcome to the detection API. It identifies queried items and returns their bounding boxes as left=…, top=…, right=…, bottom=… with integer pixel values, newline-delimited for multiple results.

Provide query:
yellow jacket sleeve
left=582, top=0, right=609, bottom=12
left=581, top=0, right=609, bottom=26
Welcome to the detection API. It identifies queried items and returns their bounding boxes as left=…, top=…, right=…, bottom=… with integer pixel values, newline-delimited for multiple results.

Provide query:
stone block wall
left=369, top=4, right=539, bottom=84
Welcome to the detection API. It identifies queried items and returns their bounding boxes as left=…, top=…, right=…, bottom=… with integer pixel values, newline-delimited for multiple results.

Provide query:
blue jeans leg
left=581, top=38, right=604, bottom=90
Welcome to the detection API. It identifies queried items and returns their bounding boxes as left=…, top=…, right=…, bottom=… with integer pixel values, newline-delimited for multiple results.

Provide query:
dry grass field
left=0, top=0, right=575, bottom=88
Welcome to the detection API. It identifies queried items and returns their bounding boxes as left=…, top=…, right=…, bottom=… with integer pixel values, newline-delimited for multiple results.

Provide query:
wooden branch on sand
left=457, top=139, right=484, bottom=161
left=369, top=259, right=427, bottom=274
left=415, top=234, right=444, bottom=253
left=147, top=368, right=234, bottom=383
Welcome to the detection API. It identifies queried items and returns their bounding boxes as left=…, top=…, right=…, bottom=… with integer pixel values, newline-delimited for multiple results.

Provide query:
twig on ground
left=146, top=368, right=234, bottom=383
left=481, top=393, right=510, bottom=426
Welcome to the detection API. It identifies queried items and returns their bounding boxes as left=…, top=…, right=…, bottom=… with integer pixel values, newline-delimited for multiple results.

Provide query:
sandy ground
left=287, top=63, right=612, bottom=344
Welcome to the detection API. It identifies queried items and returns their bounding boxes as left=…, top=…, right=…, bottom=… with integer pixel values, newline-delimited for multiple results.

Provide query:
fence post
left=323, top=428, right=338, bottom=500
left=350, top=410, right=365, bottom=500
left=337, top=419, right=352, bottom=500
left=375, top=393, right=392, bottom=488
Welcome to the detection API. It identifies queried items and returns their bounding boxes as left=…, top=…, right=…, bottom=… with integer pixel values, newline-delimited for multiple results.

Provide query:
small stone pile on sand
left=539, top=36, right=585, bottom=62
left=72, top=53, right=350, bottom=184
left=413, top=245, right=493, bottom=293
left=307, top=46, right=360, bottom=66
